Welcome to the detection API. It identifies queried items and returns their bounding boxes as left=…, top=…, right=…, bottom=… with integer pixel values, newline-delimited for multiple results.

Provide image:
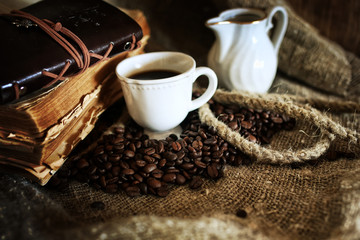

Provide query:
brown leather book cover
left=0, top=8, right=150, bottom=185
left=0, top=0, right=143, bottom=104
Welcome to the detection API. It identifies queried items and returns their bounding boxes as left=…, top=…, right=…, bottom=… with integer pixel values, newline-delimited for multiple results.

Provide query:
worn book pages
left=0, top=8, right=150, bottom=184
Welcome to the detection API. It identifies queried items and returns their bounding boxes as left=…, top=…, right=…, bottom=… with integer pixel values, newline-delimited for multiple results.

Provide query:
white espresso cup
left=115, top=51, right=218, bottom=132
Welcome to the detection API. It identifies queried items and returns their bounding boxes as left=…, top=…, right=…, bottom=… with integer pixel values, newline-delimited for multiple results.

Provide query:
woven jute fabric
left=1, top=0, right=360, bottom=240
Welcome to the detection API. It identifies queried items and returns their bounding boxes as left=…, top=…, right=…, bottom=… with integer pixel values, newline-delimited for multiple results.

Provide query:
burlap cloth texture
left=1, top=0, right=360, bottom=240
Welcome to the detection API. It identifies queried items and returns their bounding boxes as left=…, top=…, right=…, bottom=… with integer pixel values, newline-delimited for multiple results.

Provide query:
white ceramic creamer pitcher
left=206, top=6, right=288, bottom=93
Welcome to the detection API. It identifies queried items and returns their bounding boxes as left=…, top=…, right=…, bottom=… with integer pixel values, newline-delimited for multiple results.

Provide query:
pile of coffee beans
left=48, top=98, right=295, bottom=197
left=208, top=98, right=296, bottom=144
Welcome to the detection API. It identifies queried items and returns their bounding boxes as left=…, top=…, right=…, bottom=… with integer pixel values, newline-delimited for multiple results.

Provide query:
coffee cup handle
left=189, top=67, right=218, bottom=112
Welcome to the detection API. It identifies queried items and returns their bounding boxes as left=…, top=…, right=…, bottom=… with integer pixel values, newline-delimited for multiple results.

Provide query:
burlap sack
left=1, top=0, right=360, bottom=240
left=2, top=100, right=359, bottom=240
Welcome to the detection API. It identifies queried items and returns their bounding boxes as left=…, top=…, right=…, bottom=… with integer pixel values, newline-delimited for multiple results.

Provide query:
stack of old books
left=0, top=0, right=150, bottom=185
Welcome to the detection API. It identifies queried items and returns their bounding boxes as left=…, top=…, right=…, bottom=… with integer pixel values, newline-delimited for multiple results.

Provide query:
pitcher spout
left=206, top=19, right=235, bottom=63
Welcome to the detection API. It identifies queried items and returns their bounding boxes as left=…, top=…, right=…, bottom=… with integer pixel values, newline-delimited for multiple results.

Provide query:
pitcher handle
left=266, top=6, right=288, bottom=55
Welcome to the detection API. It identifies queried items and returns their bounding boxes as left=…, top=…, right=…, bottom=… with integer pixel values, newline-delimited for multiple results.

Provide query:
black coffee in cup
left=129, top=70, right=180, bottom=80
left=229, top=13, right=262, bottom=22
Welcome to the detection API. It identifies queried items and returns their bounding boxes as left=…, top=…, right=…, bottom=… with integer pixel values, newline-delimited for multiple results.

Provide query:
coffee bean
left=208, top=126, right=217, bottom=135
left=113, top=143, right=125, bottom=151
left=124, top=150, right=135, bottom=158
left=213, top=104, right=224, bottom=116
left=188, top=167, right=198, bottom=175
left=157, top=185, right=169, bottom=197
left=165, top=160, right=176, bottom=167
left=156, top=141, right=165, bottom=153
left=203, top=151, right=211, bottom=157
left=248, top=134, right=257, bottom=143
left=133, top=131, right=143, bottom=140
left=76, top=158, right=89, bottom=169
left=182, top=136, right=191, bottom=144
left=236, top=209, right=247, bottom=218
left=187, top=145, right=196, bottom=153
left=176, top=174, right=186, bottom=185
left=166, top=168, right=180, bottom=174
left=135, top=160, right=147, bottom=168
left=189, top=176, right=203, bottom=189
left=143, top=163, right=157, bottom=173
left=89, top=174, right=100, bottom=181
left=158, top=158, right=167, bottom=168
left=152, top=153, right=161, bottom=159
left=271, top=117, right=283, bottom=124
left=139, top=182, right=148, bottom=194
left=147, top=178, right=162, bottom=189
left=90, top=201, right=105, bottom=210
left=129, top=143, right=136, bottom=152
left=125, top=185, right=141, bottom=197
left=122, top=168, right=135, bottom=175
left=105, top=144, right=113, bottom=152
left=104, top=162, right=112, bottom=170
left=124, top=132, right=133, bottom=139
left=228, top=120, right=238, bottom=130
left=207, top=164, right=219, bottom=179
left=105, top=184, right=118, bottom=193
left=144, top=155, right=155, bottom=163
left=181, top=163, right=194, bottom=170
left=88, top=166, right=97, bottom=175
left=204, top=137, right=217, bottom=145
left=94, top=146, right=105, bottom=156
left=171, top=141, right=182, bottom=151
left=202, top=156, right=211, bottom=163
left=134, top=173, right=143, bottom=182
left=151, top=169, right=164, bottom=179
left=192, top=140, right=203, bottom=150
left=129, top=161, right=139, bottom=171
left=211, top=145, right=220, bottom=152
left=144, top=147, right=156, bottom=155
left=176, top=151, right=186, bottom=160
left=240, top=121, right=252, bottom=129
left=99, top=176, right=107, bottom=188
left=230, top=114, right=237, bottom=122
left=189, top=151, right=202, bottom=159
left=212, top=151, right=223, bottom=159
left=169, top=134, right=178, bottom=140
left=162, top=173, right=176, bottom=183
left=163, top=151, right=177, bottom=161
left=109, top=154, right=121, bottom=162
left=202, top=145, right=211, bottom=151
left=198, top=129, right=207, bottom=139
left=121, top=182, right=130, bottom=189
left=194, top=160, right=207, bottom=169
left=106, top=177, right=119, bottom=184
left=187, top=131, right=198, bottom=137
